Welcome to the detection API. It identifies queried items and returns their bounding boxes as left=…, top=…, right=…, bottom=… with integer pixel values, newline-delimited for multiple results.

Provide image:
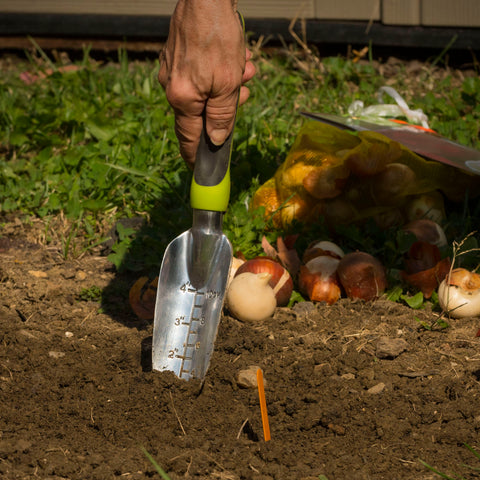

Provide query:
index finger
left=173, top=111, right=204, bottom=168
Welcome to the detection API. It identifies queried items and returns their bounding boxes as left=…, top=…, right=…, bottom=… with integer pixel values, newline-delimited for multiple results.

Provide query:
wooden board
left=0, top=0, right=479, bottom=25
left=314, top=0, right=380, bottom=21
left=0, top=0, right=314, bottom=19
left=422, top=0, right=480, bottom=27
left=0, top=0, right=177, bottom=15
left=382, top=0, right=420, bottom=26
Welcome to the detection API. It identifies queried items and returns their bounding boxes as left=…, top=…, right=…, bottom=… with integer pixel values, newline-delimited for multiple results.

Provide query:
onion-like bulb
left=226, top=272, right=277, bottom=322
left=403, top=219, right=447, bottom=248
left=337, top=252, right=387, bottom=301
left=298, top=256, right=342, bottom=305
left=235, top=257, right=293, bottom=306
left=438, top=268, right=480, bottom=318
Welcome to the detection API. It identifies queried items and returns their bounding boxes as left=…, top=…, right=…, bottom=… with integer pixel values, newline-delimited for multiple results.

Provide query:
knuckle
left=165, top=80, right=199, bottom=110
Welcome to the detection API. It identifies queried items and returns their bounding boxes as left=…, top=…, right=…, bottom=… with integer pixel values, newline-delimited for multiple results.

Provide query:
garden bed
left=1, top=216, right=479, bottom=480
left=1, top=45, right=480, bottom=479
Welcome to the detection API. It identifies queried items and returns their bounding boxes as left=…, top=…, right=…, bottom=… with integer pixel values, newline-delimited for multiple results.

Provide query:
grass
left=1, top=41, right=480, bottom=279
left=420, top=443, right=480, bottom=480
left=141, top=447, right=172, bottom=480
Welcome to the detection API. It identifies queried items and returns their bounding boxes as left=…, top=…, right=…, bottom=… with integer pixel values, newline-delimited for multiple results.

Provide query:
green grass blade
left=103, top=162, right=160, bottom=178
left=27, top=36, right=57, bottom=71
left=419, top=459, right=463, bottom=480
left=431, top=34, right=458, bottom=67
left=141, top=447, right=172, bottom=480
left=464, top=443, right=480, bottom=461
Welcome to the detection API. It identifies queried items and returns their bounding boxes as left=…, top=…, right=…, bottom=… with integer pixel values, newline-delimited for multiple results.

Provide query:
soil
left=1, top=216, right=480, bottom=480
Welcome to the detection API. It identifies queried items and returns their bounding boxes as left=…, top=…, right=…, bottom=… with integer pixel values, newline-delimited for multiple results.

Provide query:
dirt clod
left=237, top=365, right=263, bottom=389
left=375, top=336, right=409, bottom=358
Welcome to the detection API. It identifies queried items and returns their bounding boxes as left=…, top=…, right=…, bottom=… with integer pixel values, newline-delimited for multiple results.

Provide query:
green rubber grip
left=190, top=129, right=234, bottom=212
left=190, top=12, right=244, bottom=212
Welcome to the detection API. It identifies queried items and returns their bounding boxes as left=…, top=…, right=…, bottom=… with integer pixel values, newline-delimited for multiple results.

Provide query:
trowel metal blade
left=152, top=228, right=232, bottom=381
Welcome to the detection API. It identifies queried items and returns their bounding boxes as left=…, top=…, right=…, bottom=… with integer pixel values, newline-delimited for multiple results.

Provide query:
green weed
left=420, top=443, right=480, bottom=480
left=141, top=447, right=172, bottom=480
left=78, top=285, right=103, bottom=302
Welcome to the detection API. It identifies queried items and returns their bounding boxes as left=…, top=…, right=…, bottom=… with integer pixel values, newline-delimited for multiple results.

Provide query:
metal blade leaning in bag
left=152, top=117, right=236, bottom=381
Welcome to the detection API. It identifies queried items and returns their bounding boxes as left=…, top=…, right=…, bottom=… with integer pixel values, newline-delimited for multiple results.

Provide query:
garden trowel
left=151, top=120, right=235, bottom=381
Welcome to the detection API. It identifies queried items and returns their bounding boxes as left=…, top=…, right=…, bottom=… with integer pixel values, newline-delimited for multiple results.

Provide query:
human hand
left=158, top=0, right=255, bottom=166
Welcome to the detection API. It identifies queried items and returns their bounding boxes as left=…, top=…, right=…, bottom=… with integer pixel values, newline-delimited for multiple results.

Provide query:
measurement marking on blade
left=175, top=354, right=193, bottom=361
left=178, top=289, right=206, bottom=379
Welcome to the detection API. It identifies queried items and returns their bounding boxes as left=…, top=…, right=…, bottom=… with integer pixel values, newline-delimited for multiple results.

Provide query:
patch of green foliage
left=1, top=43, right=480, bottom=277
left=1, top=49, right=182, bottom=218
left=78, top=285, right=103, bottom=302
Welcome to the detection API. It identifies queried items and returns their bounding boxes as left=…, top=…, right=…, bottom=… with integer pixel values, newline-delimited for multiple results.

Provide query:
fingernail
left=209, top=129, right=228, bottom=146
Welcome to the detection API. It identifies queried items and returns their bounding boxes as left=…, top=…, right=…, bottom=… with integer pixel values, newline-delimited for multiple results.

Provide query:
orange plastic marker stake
left=257, top=368, right=271, bottom=441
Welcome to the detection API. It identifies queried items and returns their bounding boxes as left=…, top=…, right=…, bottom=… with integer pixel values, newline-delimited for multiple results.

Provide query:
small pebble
left=75, top=270, right=87, bottom=281
left=28, top=270, right=47, bottom=278
left=376, top=336, right=408, bottom=359
left=48, top=351, right=65, bottom=359
left=65, top=331, right=74, bottom=338
left=292, top=301, right=317, bottom=321
left=237, top=365, right=264, bottom=389
left=17, top=329, right=37, bottom=339
left=367, top=382, right=386, bottom=394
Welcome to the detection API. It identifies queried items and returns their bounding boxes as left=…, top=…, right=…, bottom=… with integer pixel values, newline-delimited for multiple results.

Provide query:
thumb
left=204, top=91, right=238, bottom=146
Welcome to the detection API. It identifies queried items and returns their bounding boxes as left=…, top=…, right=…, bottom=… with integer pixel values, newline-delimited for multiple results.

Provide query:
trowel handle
left=190, top=120, right=235, bottom=212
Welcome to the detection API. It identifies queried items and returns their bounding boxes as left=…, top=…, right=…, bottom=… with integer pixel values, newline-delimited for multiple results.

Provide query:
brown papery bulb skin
left=303, top=240, right=345, bottom=263
left=404, top=241, right=442, bottom=274
left=373, top=163, right=416, bottom=198
left=337, top=252, right=387, bottom=301
left=344, top=136, right=402, bottom=177
left=405, top=193, right=445, bottom=224
left=401, top=257, right=451, bottom=299
left=227, top=256, right=246, bottom=289
left=298, top=256, right=342, bottom=305
left=302, top=163, right=350, bottom=200
left=235, top=257, right=293, bottom=307
left=445, top=268, right=480, bottom=291
left=403, top=219, right=447, bottom=248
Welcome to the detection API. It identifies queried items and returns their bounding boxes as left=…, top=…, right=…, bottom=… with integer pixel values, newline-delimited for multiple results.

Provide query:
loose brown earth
left=1, top=216, right=480, bottom=480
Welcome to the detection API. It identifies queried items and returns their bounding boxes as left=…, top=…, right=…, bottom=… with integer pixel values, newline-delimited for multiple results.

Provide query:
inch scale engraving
left=176, top=284, right=205, bottom=379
